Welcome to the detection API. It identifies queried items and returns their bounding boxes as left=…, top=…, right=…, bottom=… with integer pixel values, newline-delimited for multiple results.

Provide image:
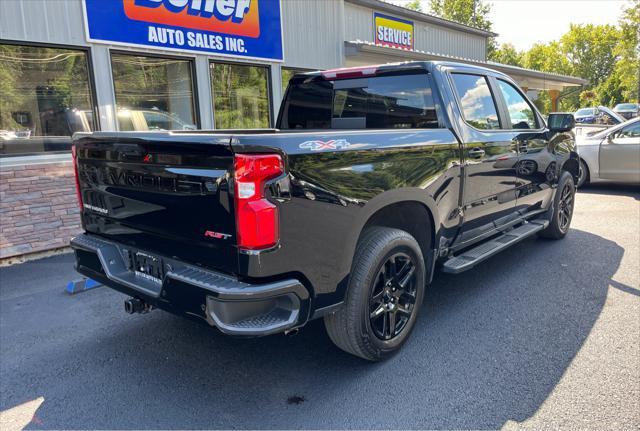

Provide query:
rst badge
left=204, top=230, right=232, bottom=240
left=299, top=139, right=351, bottom=151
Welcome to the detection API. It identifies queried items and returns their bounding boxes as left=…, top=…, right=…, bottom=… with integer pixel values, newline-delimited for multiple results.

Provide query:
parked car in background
left=117, top=108, right=197, bottom=131
left=576, top=117, right=640, bottom=187
left=613, top=103, right=639, bottom=120
left=574, top=106, right=624, bottom=125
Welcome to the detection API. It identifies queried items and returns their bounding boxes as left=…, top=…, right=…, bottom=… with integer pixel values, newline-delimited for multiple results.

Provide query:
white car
left=576, top=117, right=640, bottom=187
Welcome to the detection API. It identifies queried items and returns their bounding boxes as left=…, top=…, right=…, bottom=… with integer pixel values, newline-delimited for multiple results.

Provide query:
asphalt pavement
left=1, top=184, right=638, bottom=429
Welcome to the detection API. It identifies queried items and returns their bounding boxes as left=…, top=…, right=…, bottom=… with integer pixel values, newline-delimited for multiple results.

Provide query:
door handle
left=468, top=148, right=485, bottom=158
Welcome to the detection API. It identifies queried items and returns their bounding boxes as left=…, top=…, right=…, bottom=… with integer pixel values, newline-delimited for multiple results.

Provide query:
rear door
left=75, top=133, right=239, bottom=273
left=448, top=71, right=518, bottom=240
left=599, top=121, right=640, bottom=181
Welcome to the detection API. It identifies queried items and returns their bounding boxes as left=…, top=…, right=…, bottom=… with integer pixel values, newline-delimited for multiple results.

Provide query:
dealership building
left=0, top=0, right=586, bottom=260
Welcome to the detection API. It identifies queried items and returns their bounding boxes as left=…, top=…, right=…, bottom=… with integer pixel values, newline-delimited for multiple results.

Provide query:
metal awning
left=344, top=41, right=588, bottom=91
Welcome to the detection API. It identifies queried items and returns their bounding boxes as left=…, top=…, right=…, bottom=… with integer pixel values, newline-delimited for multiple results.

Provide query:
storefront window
left=210, top=62, right=270, bottom=129
left=111, top=53, right=197, bottom=131
left=281, top=67, right=308, bottom=95
left=0, top=43, right=96, bottom=156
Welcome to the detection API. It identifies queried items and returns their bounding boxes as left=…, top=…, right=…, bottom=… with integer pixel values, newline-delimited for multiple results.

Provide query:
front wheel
left=324, top=227, right=426, bottom=361
left=577, top=159, right=589, bottom=188
left=540, top=172, right=576, bottom=239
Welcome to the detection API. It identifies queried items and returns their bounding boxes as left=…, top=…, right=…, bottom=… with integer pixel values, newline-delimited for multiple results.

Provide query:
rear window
left=279, top=73, right=438, bottom=129
left=575, top=108, right=596, bottom=116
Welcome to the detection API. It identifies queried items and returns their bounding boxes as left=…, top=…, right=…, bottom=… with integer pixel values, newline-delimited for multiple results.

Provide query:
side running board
left=442, top=220, right=549, bottom=274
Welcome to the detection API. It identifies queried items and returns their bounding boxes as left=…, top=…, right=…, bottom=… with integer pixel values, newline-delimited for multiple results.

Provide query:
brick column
left=1, top=161, right=82, bottom=259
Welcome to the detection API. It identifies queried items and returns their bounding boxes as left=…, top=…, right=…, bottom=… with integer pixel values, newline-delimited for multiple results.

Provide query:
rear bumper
left=71, top=234, right=310, bottom=336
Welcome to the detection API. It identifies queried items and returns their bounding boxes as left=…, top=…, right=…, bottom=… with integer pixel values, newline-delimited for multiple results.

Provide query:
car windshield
left=591, top=118, right=640, bottom=139
left=614, top=103, right=637, bottom=111
left=575, top=108, right=596, bottom=116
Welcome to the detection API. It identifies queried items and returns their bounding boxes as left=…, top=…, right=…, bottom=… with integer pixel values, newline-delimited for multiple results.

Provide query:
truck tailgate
left=74, top=133, right=238, bottom=274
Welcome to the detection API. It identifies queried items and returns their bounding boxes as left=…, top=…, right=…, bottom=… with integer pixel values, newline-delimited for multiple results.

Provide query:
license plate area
left=123, top=249, right=165, bottom=285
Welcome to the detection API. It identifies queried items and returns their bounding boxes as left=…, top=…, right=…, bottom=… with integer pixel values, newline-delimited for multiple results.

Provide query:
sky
left=391, top=0, right=629, bottom=51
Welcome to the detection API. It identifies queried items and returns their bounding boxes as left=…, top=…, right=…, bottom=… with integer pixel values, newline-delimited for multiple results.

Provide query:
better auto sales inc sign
left=83, top=0, right=283, bottom=61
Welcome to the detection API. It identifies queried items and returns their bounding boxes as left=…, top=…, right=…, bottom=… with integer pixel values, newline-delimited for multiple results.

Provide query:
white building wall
left=281, top=0, right=345, bottom=70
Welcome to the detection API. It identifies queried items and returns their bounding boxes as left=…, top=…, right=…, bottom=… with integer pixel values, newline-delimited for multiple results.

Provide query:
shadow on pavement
left=578, top=182, right=639, bottom=200
left=1, top=228, right=627, bottom=429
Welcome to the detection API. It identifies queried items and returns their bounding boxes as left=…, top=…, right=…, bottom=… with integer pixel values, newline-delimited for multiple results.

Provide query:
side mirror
left=548, top=112, right=575, bottom=133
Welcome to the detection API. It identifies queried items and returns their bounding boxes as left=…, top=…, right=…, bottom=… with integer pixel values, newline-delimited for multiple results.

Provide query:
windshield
left=575, top=108, right=596, bottom=116
left=591, top=118, right=640, bottom=140
left=615, top=103, right=637, bottom=111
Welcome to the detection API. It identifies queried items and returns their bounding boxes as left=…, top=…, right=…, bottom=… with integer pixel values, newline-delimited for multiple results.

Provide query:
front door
left=492, top=78, right=554, bottom=212
left=449, top=72, right=519, bottom=242
left=599, top=121, right=640, bottom=182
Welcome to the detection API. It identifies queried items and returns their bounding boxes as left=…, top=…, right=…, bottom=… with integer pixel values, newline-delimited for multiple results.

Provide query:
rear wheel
left=324, top=227, right=426, bottom=361
left=540, top=172, right=576, bottom=239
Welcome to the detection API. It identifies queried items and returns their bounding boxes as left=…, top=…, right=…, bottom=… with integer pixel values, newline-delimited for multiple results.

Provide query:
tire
left=540, top=172, right=576, bottom=240
left=324, top=227, right=426, bottom=361
left=577, top=159, right=590, bottom=188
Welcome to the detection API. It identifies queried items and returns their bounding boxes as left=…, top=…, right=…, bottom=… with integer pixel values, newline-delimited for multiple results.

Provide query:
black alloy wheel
left=557, top=181, right=574, bottom=233
left=369, top=252, right=417, bottom=340
left=324, top=227, right=426, bottom=361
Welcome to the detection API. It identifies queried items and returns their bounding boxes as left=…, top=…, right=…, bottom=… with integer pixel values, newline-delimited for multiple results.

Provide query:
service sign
left=83, top=0, right=283, bottom=61
left=374, top=12, right=414, bottom=51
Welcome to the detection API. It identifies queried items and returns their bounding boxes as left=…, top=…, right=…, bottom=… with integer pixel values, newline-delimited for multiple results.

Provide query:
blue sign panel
left=83, top=0, right=283, bottom=62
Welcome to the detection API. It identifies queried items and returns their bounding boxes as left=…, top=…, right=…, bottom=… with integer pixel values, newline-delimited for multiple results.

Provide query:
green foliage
left=0, top=44, right=93, bottom=134
left=429, top=0, right=639, bottom=112
left=580, top=90, right=598, bottom=104
left=524, top=42, right=572, bottom=75
left=561, top=24, right=621, bottom=87
left=211, top=63, right=270, bottom=129
left=490, top=43, right=524, bottom=67
left=428, top=0, right=497, bottom=55
left=404, top=0, right=423, bottom=12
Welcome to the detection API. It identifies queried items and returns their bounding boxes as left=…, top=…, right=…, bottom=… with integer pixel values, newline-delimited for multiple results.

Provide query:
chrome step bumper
left=71, top=234, right=309, bottom=336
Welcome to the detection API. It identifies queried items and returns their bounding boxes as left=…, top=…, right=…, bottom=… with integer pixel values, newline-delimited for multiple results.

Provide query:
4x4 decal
left=299, top=139, right=351, bottom=151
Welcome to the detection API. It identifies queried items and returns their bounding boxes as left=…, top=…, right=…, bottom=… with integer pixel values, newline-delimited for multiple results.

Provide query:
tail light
left=71, top=144, right=83, bottom=209
left=233, top=154, right=284, bottom=250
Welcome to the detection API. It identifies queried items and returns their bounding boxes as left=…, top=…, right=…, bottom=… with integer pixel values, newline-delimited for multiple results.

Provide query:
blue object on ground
left=66, top=278, right=102, bottom=294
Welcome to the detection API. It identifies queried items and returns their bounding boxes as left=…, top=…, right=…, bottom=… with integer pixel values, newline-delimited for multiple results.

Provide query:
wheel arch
left=340, top=189, right=440, bottom=285
left=562, top=156, right=580, bottom=184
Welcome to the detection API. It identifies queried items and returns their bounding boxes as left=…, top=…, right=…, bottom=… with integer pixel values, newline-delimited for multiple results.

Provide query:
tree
left=428, top=0, right=496, bottom=56
left=490, top=43, right=523, bottom=67
left=561, top=24, right=621, bottom=88
left=523, top=42, right=572, bottom=75
left=608, top=0, right=639, bottom=103
left=404, top=0, right=423, bottom=12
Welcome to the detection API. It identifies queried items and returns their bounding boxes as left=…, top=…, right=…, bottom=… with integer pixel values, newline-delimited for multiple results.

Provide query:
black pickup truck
left=71, top=61, right=578, bottom=361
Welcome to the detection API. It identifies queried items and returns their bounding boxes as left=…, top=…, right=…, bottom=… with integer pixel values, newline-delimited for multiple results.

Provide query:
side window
left=497, top=80, right=538, bottom=129
left=617, top=123, right=640, bottom=139
left=451, top=74, right=500, bottom=130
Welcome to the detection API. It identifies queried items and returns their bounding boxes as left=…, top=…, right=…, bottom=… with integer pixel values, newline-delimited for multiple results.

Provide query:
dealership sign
left=373, top=12, right=414, bottom=51
left=82, top=0, right=283, bottom=61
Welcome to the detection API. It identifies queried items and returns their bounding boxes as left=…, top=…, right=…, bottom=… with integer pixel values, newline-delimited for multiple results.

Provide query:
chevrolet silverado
left=71, top=61, right=579, bottom=360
